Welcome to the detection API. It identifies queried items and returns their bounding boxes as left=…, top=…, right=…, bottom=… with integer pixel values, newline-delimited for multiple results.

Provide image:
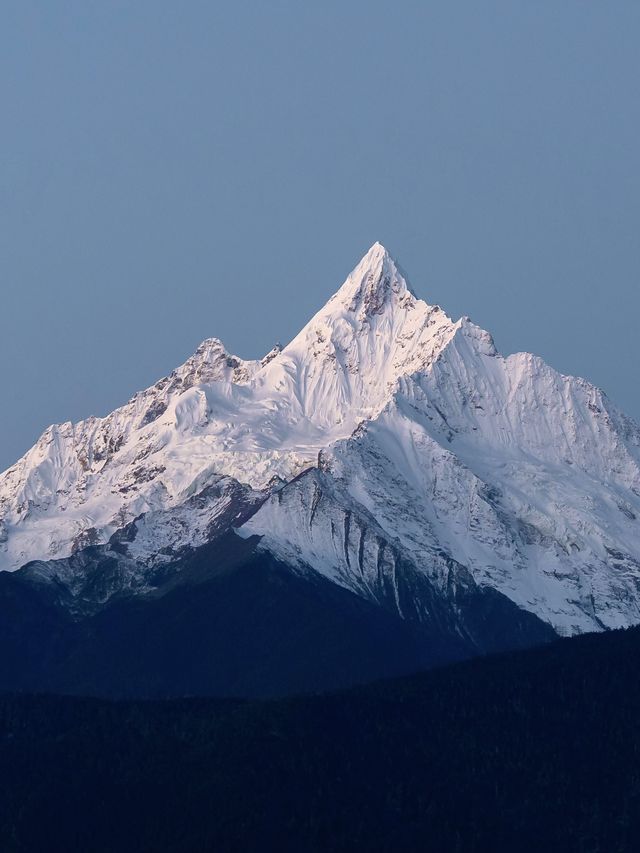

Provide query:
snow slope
left=2, top=242, right=640, bottom=634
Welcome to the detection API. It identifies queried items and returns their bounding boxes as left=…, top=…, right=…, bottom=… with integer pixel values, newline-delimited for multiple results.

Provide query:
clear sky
left=1, top=1, right=639, bottom=471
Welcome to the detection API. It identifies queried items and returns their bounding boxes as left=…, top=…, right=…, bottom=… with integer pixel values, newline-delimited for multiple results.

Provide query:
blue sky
left=1, top=1, right=639, bottom=470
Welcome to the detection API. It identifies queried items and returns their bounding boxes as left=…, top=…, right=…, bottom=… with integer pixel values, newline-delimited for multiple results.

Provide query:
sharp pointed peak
left=355, top=241, right=396, bottom=272
left=363, top=240, right=391, bottom=257
left=327, top=242, right=417, bottom=316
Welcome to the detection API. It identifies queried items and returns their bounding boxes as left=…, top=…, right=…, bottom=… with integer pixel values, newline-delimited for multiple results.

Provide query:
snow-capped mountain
left=2, top=242, right=640, bottom=641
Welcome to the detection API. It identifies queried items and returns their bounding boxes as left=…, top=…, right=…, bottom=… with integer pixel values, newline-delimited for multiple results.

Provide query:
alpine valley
left=2, top=243, right=640, bottom=697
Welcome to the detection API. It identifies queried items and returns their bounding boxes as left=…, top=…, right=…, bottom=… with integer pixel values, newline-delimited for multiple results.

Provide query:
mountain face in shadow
left=0, top=532, right=553, bottom=698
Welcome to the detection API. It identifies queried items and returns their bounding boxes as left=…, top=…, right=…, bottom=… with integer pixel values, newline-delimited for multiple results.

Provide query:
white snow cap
left=329, top=241, right=416, bottom=315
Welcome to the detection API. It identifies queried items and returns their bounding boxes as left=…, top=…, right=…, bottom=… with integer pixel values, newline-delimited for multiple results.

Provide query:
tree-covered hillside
left=2, top=625, right=640, bottom=852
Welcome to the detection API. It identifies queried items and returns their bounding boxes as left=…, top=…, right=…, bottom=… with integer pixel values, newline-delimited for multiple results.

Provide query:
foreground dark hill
left=3, top=625, right=640, bottom=852
left=0, top=534, right=553, bottom=698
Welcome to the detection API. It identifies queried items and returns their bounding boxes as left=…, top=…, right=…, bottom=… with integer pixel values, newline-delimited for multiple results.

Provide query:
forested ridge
left=2, top=625, right=640, bottom=852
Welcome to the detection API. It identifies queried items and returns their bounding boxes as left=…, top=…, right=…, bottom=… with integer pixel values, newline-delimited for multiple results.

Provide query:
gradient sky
left=1, top=1, right=639, bottom=471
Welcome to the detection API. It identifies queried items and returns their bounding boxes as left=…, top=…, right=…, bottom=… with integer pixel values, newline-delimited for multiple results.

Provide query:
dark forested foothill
left=0, top=544, right=555, bottom=700
left=2, top=624, right=640, bottom=852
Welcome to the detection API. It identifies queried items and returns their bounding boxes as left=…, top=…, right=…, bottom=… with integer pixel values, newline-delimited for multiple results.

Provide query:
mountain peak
left=327, top=242, right=416, bottom=318
left=362, top=240, right=391, bottom=262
